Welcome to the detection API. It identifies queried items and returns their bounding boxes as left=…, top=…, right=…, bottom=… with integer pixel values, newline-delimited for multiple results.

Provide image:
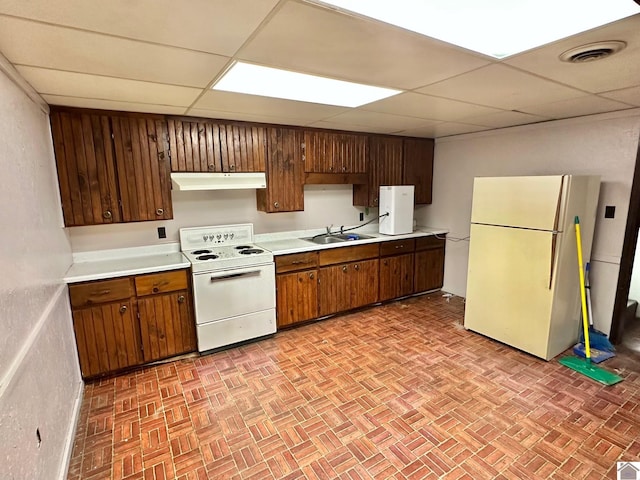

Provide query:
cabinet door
left=334, top=133, right=366, bottom=173
left=276, top=270, right=318, bottom=328
left=318, top=264, right=352, bottom=316
left=303, top=130, right=334, bottom=173
left=349, top=258, right=379, bottom=308
left=414, top=248, right=445, bottom=293
left=219, top=123, right=267, bottom=172
left=380, top=254, right=414, bottom=301
left=72, top=301, right=142, bottom=378
left=137, top=291, right=196, bottom=362
left=111, top=115, right=173, bottom=222
left=403, top=138, right=434, bottom=205
left=257, top=127, right=304, bottom=213
left=50, top=110, right=120, bottom=226
left=167, top=118, right=221, bottom=172
left=353, top=136, right=403, bottom=207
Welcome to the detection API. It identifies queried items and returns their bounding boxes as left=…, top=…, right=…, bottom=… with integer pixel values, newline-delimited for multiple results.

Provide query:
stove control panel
left=180, top=224, right=254, bottom=250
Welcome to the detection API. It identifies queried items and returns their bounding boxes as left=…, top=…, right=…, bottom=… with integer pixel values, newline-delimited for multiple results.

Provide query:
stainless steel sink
left=302, top=233, right=375, bottom=245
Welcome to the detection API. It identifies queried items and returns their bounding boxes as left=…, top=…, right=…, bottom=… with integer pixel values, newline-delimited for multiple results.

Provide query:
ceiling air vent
left=559, top=41, right=626, bottom=63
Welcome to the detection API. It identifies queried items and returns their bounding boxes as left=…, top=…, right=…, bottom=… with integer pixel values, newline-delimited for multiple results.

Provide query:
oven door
left=192, top=262, right=275, bottom=325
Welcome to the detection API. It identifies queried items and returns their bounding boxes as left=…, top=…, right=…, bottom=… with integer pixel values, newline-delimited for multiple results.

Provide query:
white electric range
left=180, top=224, right=276, bottom=352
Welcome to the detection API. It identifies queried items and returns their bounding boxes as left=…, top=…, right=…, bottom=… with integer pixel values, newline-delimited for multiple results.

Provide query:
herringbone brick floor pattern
left=67, top=294, right=640, bottom=479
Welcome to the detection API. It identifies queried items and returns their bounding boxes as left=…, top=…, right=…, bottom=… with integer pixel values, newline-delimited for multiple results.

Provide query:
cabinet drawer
left=380, top=238, right=416, bottom=257
left=69, top=278, right=133, bottom=308
left=275, top=252, right=318, bottom=273
left=135, top=270, right=188, bottom=296
left=415, top=235, right=446, bottom=251
left=319, top=243, right=379, bottom=266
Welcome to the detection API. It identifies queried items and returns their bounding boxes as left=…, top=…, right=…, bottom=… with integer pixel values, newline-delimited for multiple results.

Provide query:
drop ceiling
left=0, top=0, right=638, bottom=138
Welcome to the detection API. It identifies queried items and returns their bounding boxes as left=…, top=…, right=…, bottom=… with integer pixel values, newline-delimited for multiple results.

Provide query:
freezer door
left=464, top=223, right=556, bottom=360
left=471, top=176, right=564, bottom=231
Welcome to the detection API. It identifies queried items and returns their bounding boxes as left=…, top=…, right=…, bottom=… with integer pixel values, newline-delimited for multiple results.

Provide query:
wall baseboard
left=58, top=381, right=84, bottom=480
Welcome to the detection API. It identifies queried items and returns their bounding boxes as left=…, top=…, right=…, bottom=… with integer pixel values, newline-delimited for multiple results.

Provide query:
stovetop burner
left=234, top=245, right=252, bottom=250
left=193, top=249, right=212, bottom=255
left=239, top=248, right=264, bottom=255
left=196, top=254, right=219, bottom=260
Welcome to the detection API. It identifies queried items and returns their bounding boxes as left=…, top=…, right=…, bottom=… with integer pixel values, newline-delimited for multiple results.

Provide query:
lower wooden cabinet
left=319, top=258, right=379, bottom=317
left=69, top=268, right=196, bottom=378
left=138, top=291, right=196, bottom=362
left=72, top=300, right=142, bottom=378
left=380, top=253, right=414, bottom=301
left=276, top=270, right=318, bottom=328
left=414, top=236, right=446, bottom=293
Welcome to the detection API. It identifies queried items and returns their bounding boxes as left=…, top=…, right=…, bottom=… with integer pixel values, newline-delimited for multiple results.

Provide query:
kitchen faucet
left=325, top=224, right=333, bottom=234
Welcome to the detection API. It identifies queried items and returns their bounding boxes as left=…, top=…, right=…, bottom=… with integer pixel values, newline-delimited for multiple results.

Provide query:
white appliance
left=179, top=224, right=276, bottom=352
left=378, top=185, right=415, bottom=235
left=464, top=175, right=600, bottom=360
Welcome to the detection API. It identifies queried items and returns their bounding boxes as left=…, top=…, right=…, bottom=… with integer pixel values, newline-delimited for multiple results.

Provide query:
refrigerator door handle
left=548, top=233, right=559, bottom=289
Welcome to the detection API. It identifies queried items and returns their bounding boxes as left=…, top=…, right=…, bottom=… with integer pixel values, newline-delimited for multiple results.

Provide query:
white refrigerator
left=464, top=175, right=600, bottom=360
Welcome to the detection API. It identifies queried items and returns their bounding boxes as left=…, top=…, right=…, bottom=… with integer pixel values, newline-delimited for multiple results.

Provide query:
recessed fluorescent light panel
left=315, top=0, right=639, bottom=58
left=212, top=62, right=401, bottom=107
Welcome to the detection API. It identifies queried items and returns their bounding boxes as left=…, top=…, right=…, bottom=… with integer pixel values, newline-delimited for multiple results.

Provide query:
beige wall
left=0, top=66, right=81, bottom=479
left=418, top=110, right=640, bottom=336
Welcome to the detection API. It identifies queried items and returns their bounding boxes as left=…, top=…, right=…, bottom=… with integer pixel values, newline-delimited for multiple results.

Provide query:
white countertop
left=64, top=244, right=190, bottom=283
left=63, top=226, right=449, bottom=282
left=255, top=226, right=448, bottom=255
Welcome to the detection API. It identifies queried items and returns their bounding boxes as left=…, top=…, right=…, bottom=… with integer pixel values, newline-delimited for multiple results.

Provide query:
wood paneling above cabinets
left=50, top=107, right=172, bottom=227
left=167, top=118, right=266, bottom=173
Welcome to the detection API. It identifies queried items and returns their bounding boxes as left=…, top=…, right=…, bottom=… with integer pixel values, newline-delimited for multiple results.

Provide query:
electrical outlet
left=157, top=227, right=166, bottom=239
left=605, top=206, right=616, bottom=219
left=359, top=212, right=364, bottom=221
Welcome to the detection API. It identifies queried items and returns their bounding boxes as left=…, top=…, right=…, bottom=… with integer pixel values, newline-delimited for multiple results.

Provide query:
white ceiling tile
left=193, top=90, right=348, bottom=122
left=504, top=15, right=640, bottom=93
left=0, top=0, right=279, bottom=56
left=187, top=108, right=313, bottom=127
left=0, top=17, right=230, bottom=88
left=599, top=86, right=640, bottom=107
left=307, top=120, right=398, bottom=134
left=417, top=64, right=586, bottom=110
left=16, top=66, right=202, bottom=106
left=324, top=110, right=438, bottom=132
left=400, top=122, right=490, bottom=138
left=459, top=110, right=550, bottom=128
left=519, top=95, right=633, bottom=119
left=42, top=95, right=188, bottom=115
left=237, top=1, right=490, bottom=90
left=361, top=92, right=502, bottom=122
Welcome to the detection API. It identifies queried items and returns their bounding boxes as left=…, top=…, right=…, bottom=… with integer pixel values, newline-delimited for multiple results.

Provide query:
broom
left=558, top=216, right=622, bottom=385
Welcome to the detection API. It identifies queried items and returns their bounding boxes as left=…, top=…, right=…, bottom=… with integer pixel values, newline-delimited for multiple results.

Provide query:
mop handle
left=575, top=216, right=591, bottom=361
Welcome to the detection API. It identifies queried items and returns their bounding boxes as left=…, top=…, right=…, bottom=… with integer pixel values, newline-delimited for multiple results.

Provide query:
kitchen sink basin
left=303, top=233, right=375, bottom=245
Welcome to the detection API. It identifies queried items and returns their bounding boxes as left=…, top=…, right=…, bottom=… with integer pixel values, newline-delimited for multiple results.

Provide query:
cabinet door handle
left=208, top=163, right=215, bottom=171
left=103, top=210, right=112, bottom=219
left=342, top=265, right=348, bottom=273
left=156, top=208, right=164, bottom=216
left=383, top=260, right=388, bottom=266
left=273, top=202, right=279, bottom=209
left=230, top=164, right=236, bottom=170
left=308, top=273, right=314, bottom=280
left=178, top=295, right=185, bottom=303
left=354, top=264, right=360, bottom=271
left=119, top=305, right=127, bottom=314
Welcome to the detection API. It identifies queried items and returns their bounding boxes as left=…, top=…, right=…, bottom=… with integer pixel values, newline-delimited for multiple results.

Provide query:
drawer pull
left=178, top=295, right=185, bottom=303
left=342, top=266, right=347, bottom=273
left=309, top=273, right=314, bottom=280
left=119, top=305, right=127, bottom=314
left=395, top=245, right=404, bottom=249
left=354, top=264, right=360, bottom=271
left=291, top=260, right=303, bottom=265
left=152, top=287, right=159, bottom=293
left=95, top=289, right=111, bottom=296
left=211, top=270, right=260, bottom=281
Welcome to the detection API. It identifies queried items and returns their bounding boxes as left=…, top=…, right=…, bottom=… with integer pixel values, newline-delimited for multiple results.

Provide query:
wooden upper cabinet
left=353, top=136, right=403, bottom=207
left=303, top=130, right=366, bottom=173
left=167, top=118, right=266, bottom=173
left=50, top=110, right=121, bottom=226
left=111, top=115, right=173, bottom=222
left=257, top=127, right=304, bottom=213
left=403, top=138, right=434, bottom=205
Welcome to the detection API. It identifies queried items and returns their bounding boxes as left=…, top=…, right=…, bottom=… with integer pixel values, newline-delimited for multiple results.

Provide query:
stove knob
left=224, top=233, right=229, bottom=240
left=202, top=235, right=207, bottom=242
left=216, top=234, right=221, bottom=240
left=230, top=233, right=235, bottom=239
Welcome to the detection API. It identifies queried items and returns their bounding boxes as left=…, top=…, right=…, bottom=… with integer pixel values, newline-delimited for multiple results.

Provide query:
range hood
left=171, top=172, right=266, bottom=191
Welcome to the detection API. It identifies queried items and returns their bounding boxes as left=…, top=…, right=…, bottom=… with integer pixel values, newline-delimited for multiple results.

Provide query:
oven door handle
left=210, top=269, right=261, bottom=282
